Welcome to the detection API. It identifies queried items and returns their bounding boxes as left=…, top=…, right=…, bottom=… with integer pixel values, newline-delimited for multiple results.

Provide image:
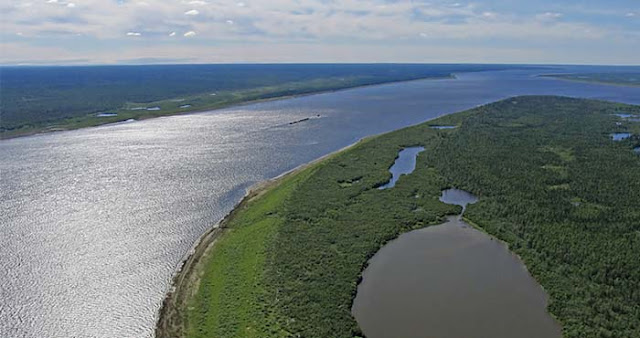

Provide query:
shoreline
left=155, top=138, right=367, bottom=338
left=1, top=74, right=455, bottom=141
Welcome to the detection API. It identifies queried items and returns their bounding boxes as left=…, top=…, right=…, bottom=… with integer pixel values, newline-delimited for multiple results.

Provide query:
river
left=1, top=68, right=639, bottom=337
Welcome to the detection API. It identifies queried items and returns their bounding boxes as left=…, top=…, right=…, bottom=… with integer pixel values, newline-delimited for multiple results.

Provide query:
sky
left=1, top=0, right=639, bottom=65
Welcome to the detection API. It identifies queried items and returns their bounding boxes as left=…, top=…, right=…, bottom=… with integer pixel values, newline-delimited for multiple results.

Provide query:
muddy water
left=352, top=190, right=561, bottom=338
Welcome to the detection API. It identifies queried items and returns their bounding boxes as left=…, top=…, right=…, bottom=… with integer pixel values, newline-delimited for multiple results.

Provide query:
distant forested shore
left=1, top=64, right=516, bottom=139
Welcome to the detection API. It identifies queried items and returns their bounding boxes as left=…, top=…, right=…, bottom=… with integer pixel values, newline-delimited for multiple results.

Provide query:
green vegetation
left=542, top=73, right=640, bottom=87
left=158, top=96, right=640, bottom=338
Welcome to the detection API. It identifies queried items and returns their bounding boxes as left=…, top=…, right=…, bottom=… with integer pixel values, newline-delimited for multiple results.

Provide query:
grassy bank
left=158, top=96, right=640, bottom=338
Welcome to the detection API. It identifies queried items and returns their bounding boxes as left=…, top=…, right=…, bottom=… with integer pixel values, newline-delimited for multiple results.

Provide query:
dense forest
left=160, top=96, right=640, bottom=338
left=0, top=64, right=513, bottom=137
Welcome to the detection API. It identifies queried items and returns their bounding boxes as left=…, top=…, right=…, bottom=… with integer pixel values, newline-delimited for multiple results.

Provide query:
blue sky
left=1, top=0, right=638, bottom=65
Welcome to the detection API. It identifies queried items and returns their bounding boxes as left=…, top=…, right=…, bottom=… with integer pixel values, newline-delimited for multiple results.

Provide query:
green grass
left=185, top=165, right=319, bottom=338
left=177, top=96, right=640, bottom=338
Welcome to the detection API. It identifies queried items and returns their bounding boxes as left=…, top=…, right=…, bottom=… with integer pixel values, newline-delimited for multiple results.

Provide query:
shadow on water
left=352, top=188, right=562, bottom=338
left=378, top=147, right=425, bottom=190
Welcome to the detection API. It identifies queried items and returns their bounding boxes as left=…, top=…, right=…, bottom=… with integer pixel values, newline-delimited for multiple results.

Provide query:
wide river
left=1, top=68, right=640, bottom=337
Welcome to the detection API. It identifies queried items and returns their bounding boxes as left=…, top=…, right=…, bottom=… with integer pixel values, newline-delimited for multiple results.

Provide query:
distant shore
left=1, top=75, right=454, bottom=140
left=538, top=73, right=640, bottom=88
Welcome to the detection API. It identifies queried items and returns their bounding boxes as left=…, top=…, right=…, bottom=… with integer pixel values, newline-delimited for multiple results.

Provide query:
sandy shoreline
left=154, top=138, right=367, bottom=338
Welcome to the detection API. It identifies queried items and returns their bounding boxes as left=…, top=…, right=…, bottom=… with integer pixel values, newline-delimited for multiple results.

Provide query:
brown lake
left=352, top=191, right=562, bottom=338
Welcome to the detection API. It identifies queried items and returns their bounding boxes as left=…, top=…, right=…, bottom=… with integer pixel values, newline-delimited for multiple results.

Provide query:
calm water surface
left=352, top=189, right=560, bottom=338
left=439, top=188, right=479, bottom=214
left=2, top=68, right=640, bottom=337
left=352, top=216, right=562, bottom=338
left=378, top=146, right=424, bottom=189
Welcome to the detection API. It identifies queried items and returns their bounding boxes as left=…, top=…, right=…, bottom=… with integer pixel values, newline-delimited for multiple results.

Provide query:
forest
left=159, top=96, right=640, bottom=338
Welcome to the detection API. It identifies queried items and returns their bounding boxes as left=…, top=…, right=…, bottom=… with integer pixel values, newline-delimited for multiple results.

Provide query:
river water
left=2, top=68, right=640, bottom=337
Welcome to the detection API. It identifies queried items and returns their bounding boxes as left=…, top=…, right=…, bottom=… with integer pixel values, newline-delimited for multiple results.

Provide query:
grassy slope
left=170, top=96, right=640, bottom=338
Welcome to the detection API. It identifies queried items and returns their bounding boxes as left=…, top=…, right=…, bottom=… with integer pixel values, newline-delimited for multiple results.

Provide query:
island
left=156, top=96, right=640, bottom=338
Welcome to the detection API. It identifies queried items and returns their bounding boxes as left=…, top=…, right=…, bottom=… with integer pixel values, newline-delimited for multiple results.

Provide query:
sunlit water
left=2, top=68, right=640, bottom=337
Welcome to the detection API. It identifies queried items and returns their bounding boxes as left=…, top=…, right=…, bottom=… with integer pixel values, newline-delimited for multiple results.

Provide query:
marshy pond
left=377, top=146, right=425, bottom=189
left=352, top=189, right=561, bottom=338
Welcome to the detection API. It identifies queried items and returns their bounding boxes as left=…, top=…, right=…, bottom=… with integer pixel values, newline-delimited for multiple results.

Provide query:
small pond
left=146, top=107, right=161, bottom=111
left=378, top=146, right=425, bottom=190
left=96, top=113, right=118, bottom=117
left=430, top=125, right=458, bottom=130
left=179, top=104, right=192, bottom=109
left=634, top=147, right=640, bottom=155
left=439, top=188, right=479, bottom=214
left=611, top=133, right=632, bottom=141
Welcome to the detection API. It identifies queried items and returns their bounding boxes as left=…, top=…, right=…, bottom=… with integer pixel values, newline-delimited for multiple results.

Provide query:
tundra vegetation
left=158, top=96, right=640, bottom=338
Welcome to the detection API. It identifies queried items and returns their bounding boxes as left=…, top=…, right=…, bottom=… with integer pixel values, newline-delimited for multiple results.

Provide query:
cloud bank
left=1, top=0, right=638, bottom=64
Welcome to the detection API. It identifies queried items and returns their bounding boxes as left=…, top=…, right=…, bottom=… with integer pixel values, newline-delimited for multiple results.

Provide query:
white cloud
left=536, top=12, right=563, bottom=21
left=183, top=31, right=196, bottom=37
left=1, top=0, right=637, bottom=64
left=67, top=3, right=76, bottom=8
left=481, top=11, right=497, bottom=19
left=169, top=31, right=176, bottom=36
left=126, top=32, right=142, bottom=36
